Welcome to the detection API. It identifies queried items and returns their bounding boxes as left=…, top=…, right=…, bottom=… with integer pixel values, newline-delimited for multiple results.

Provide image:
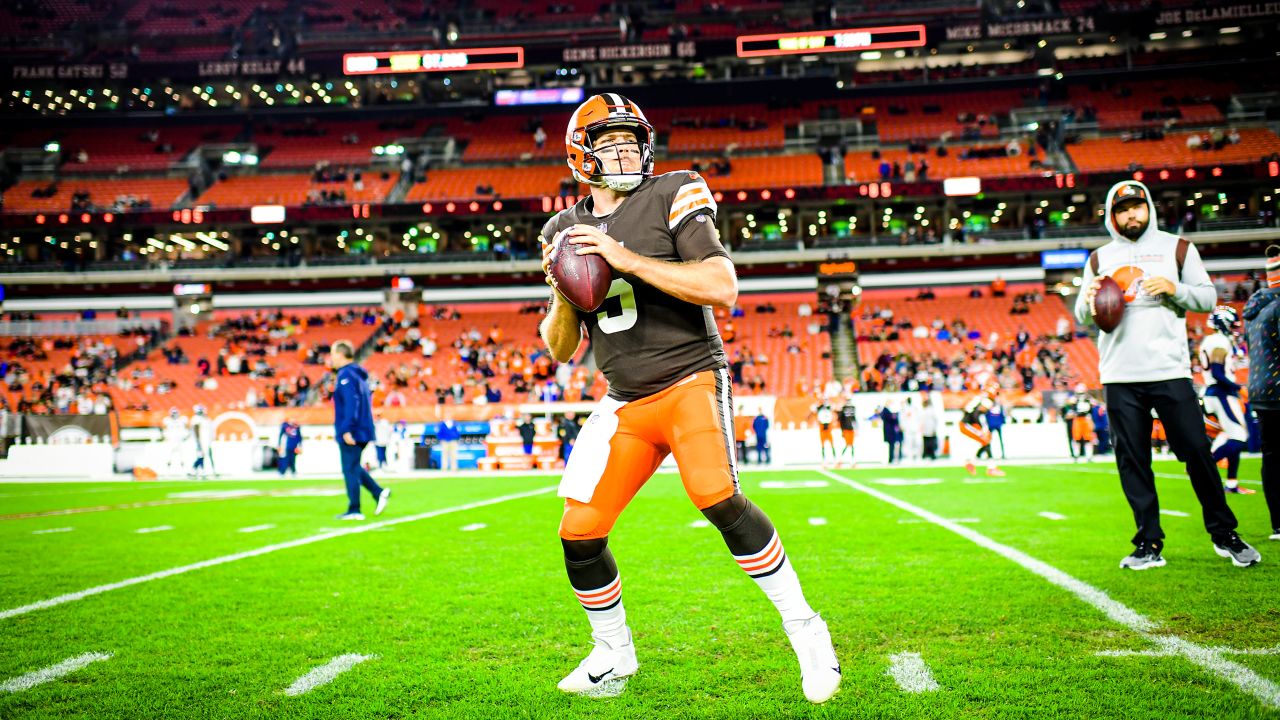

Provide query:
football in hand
left=1092, top=275, right=1126, bottom=332
left=549, top=230, right=613, bottom=312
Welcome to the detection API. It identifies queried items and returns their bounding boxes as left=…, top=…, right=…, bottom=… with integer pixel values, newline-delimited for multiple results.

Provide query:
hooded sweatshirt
left=1073, top=180, right=1216, bottom=384
left=1243, top=287, right=1280, bottom=411
left=333, top=362, right=377, bottom=443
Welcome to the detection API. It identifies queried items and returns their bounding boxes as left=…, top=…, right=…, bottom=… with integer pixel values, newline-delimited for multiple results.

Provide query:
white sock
left=1226, top=479, right=1239, bottom=490
left=735, top=533, right=815, bottom=626
left=574, top=576, right=629, bottom=646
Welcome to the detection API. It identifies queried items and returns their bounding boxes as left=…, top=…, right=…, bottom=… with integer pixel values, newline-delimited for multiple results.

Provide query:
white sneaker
left=375, top=488, right=391, bottom=516
left=557, top=629, right=639, bottom=698
left=336, top=512, right=365, bottom=521
left=785, top=614, right=841, bottom=703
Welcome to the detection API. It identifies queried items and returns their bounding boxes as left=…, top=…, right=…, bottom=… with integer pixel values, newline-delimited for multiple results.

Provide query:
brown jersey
left=541, top=170, right=729, bottom=401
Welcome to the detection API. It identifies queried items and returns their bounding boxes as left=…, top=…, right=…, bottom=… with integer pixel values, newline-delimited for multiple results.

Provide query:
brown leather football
left=1093, top=275, right=1126, bottom=333
left=550, top=231, right=613, bottom=312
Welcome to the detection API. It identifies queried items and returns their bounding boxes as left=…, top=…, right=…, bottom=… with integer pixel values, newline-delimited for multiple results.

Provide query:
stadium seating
left=1067, top=79, right=1231, bottom=129
left=196, top=172, right=396, bottom=208
left=844, top=142, right=1038, bottom=183
left=853, top=285, right=1100, bottom=390
left=405, top=165, right=577, bottom=203
left=655, top=155, right=825, bottom=190
left=108, top=309, right=384, bottom=413
left=2, top=177, right=189, bottom=214
left=1067, top=128, right=1280, bottom=173
left=55, top=125, right=239, bottom=173
left=256, top=119, right=427, bottom=168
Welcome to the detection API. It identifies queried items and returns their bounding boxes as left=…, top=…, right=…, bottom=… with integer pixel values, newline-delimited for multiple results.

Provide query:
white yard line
left=0, top=485, right=557, bottom=622
left=1048, top=466, right=1262, bottom=485
left=1, top=652, right=113, bottom=692
left=460, top=523, right=487, bottom=532
left=135, top=525, right=174, bottom=534
left=1160, top=509, right=1190, bottom=518
left=31, top=527, right=74, bottom=535
left=808, top=517, right=828, bottom=526
left=819, top=469, right=1280, bottom=710
left=689, top=520, right=711, bottom=528
left=284, top=654, right=375, bottom=697
left=1099, top=645, right=1280, bottom=658
left=758, top=480, right=830, bottom=489
left=1038, top=512, right=1068, bottom=521
left=886, top=652, right=940, bottom=693
left=237, top=524, right=276, bottom=534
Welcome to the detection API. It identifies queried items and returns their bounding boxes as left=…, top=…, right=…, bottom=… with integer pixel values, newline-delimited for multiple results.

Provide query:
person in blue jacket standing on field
left=330, top=340, right=390, bottom=521
left=277, top=418, right=303, bottom=476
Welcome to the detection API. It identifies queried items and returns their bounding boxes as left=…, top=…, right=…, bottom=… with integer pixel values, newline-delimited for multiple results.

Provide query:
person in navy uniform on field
left=753, top=410, right=771, bottom=465
left=278, top=418, right=303, bottom=476
left=330, top=340, right=390, bottom=520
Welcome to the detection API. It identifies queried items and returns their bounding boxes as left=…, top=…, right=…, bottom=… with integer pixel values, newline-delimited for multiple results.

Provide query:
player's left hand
left=342, top=432, right=356, bottom=445
left=564, top=224, right=641, bottom=274
left=1140, top=275, right=1176, bottom=297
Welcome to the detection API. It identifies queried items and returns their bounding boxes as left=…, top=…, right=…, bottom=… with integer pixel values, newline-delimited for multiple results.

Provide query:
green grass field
left=1, top=460, right=1276, bottom=719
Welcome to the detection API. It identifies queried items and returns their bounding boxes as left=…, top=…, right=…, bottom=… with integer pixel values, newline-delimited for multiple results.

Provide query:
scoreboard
left=736, top=25, right=927, bottom=58
left=342, top=47, right=524, bottom=75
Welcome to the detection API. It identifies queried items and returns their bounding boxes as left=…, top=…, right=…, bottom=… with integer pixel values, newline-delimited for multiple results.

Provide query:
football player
left=836, top=397, right=858, bottom=468
left=813, top=399, right=837, bottom=466
left=1200, top=306, right=1253, bottom=494
left=539, top=94, right=839, bottom=703
left=961, top=381, right=1005, bottom=477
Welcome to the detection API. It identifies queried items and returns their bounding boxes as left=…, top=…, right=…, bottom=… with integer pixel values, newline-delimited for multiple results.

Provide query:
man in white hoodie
left=1077, top=180, right=1259, bottom=570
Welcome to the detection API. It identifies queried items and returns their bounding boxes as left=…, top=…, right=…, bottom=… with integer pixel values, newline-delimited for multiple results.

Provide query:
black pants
left=339, top=441, right=384, bottom=514
left=923, top=435, right=938, bottom=460
left=1105, top=379, right=1237, bottom=545
left=1258, top=407, right=1280, bottom=531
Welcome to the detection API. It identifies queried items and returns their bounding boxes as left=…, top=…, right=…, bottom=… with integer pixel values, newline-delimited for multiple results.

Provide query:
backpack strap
left=1089, top=250, right=1100, bottom=275
left=1176, top=237, right=1190, bottom=277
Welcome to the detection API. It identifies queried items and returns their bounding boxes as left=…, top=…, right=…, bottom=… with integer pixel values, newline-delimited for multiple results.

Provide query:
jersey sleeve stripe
left=668, top=196, right=713, bottom=223
left=668, top=199, right=717, bottom=230
left=672, top=183, right=710, bottom=205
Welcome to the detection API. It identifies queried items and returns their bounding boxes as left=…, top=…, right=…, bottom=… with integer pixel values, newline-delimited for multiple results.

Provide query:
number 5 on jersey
left=596, top=278, right=638, bottom=334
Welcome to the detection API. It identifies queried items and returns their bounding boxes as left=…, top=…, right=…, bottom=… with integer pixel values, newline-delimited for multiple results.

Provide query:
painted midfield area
left=0, top=462, right=1276, bottom=719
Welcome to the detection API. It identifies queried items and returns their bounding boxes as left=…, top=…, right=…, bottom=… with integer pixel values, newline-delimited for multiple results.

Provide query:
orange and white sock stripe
left=574, top=575, right=622, bottom=611
left=734, top=532, right=786, bottom=578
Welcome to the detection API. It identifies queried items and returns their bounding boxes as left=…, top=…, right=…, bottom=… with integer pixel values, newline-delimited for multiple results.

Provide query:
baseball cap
left=1110, top=183, right=1148, bottom=210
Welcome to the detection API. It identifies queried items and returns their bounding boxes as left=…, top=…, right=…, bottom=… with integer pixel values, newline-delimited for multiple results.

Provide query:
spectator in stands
left=534, top=125, right=547, bottom=149
left=330, top=339, right=389, bottom=521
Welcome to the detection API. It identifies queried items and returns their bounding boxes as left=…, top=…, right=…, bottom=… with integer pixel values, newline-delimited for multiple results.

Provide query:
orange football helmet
left=565, top=93, right=654, bottom=192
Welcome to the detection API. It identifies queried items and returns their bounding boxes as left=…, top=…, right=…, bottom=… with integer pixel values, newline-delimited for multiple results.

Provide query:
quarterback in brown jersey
left=539, top=93, right=840, bottom=703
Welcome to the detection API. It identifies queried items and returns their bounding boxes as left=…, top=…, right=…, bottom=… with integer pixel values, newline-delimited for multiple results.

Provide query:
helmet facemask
left=577, top=122, right=653, bottom=192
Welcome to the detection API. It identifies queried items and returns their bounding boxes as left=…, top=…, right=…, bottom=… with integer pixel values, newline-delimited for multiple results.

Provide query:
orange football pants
left=559, top=369, right=738, bottom=541
left=960, top=422, right=991, bottom=447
